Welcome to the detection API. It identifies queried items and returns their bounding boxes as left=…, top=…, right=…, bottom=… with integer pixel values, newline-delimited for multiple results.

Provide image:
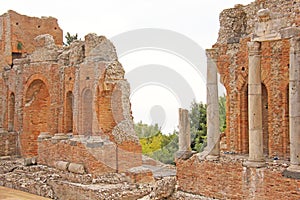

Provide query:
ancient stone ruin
left=177, top=0, right=300, bottom=199
left=2, top=0, right=300, bottom=199
left=0, top=10, right=180, bottom=200
left=0, top=10, right=142, bottom=174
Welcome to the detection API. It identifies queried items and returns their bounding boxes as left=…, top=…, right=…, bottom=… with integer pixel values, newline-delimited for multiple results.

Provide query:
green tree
left=189, top=100, right=207, bottom=152
left=64, top=32, right=78, bottom=46
left=134, top=122, right=178, bottom=164
left=189, top=95, right=227, bottom=152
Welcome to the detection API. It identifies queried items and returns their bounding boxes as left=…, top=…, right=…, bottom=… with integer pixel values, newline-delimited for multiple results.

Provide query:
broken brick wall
left=0, top=10, right=62, bottom=66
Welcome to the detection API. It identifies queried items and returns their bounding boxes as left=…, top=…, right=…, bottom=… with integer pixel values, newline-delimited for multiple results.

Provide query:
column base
left=283, top=165, right=300, bottom=179
left=175, top=150, right=192, bottom=160
left=206, top=154, right=219, bottom=161
left=243, top=160, right=266, bottom=168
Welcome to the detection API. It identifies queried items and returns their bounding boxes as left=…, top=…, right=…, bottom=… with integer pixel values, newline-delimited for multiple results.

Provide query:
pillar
left=287, top=37, right=300, bottom=173
left=244, top=41, right=265, bottom=168
left=206, top=49, right=220, bottom=159
left=175, top=108, right=191, bottom=160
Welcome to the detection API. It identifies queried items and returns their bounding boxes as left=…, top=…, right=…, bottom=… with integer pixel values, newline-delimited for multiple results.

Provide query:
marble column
left=176, top=108, right=191, bottom=159
left=287, top=37, right=300, bottom=173
left=244, top=41, right=265, bottom=168
left=206, top=49, right=220, bottom=159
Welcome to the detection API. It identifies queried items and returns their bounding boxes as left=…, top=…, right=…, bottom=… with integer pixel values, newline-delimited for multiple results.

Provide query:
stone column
left=287, top=37, right=300, bottom=173
left=176, top=108, right=191, bottom=160
left=206, top=49, right=220, bottom=160
left=244, top=41, right=265, bottom=168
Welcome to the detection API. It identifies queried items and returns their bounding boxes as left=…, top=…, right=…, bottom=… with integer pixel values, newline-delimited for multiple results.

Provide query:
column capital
left=290, top=37, right=300, bottom=54
left=205, top=48, right=218, bottom=61
left=248, top=41, right=261, bottom=56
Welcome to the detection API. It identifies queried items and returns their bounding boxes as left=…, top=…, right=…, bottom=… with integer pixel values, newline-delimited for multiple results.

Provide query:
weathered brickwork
left=177, top=0, right=300, bottom=199
left=0, top=10, right=142, bottom=174
left=177, top=155, right=300, bottom=200
left=213, top=0, right=299, bottom=158
left=216, top=39, right=290, bottom=157
left=0, top=10, right=62, bottom=66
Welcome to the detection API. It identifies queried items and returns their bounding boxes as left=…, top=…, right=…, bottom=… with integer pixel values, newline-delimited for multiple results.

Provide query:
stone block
left=68, top=163, right=85, bottom=174
left=56, top=161, right=69, bottom=171
left=24, top=157, right=37, bottom=166
left=126, top=166, right=154, bottom=183
left=37, top=132, right=52, bottom=141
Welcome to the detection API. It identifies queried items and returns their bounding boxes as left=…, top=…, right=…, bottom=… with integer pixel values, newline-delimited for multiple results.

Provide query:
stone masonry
left=0, top=10, right=142, bottom=174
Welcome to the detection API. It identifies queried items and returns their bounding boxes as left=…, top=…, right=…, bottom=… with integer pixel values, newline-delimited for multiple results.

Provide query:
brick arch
left=22, top=78, right=50, bottom=157
left=238, top=83, right=249, bottom=154
left=25, top=74, right=50, bottom=94
left=95, top=79, right=117, bottom=142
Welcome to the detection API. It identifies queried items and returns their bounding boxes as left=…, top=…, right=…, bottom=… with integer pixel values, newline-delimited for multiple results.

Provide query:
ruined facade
left=177, top=0, right=300, bottom=199
left=0, top=10, right=142, bottom=174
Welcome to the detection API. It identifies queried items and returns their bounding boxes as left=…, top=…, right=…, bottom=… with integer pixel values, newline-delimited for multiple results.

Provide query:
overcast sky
left=1, top=0, right=254, bottom=134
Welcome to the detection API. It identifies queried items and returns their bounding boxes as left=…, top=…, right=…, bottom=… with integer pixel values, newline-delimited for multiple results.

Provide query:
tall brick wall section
left=212, top=0, right=296, bottom=158
left=177, top=155, right=300, bottom=199
left=177, top=0, right=300, bottom=198
left=216, top=39, right=290, bottom=157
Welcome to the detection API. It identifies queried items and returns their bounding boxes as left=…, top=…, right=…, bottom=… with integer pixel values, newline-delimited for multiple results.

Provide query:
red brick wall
left=38, top=139, right=116, bottom=175
left=9, top=10, right=63, bottom=54
left=0, top=10, right=62, bottom=66
left=38, top=138, right=142, bottom=174
left=177, top=155, right=300, bottom=200
left=118, top=141, right=143, bottom=172
left=216, top=39, right=290, bottom=158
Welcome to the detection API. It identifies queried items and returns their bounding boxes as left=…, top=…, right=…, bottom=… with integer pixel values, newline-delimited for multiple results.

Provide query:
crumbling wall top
left=216, top=0, right=300, bottom=45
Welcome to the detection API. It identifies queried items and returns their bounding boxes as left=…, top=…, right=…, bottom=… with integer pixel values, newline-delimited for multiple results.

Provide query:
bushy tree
left=64, top=32, right=78, bottom=46
left=134, top=122, right=178, bottom=164
left=189, top=95, right=227, bottom=152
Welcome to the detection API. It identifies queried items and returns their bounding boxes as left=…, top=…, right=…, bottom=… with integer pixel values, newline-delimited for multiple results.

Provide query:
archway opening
left=65, top=91, right=73, bottom=133
left=23, top=79, right=50, bottom=156
left=262, top=83, right=269, bottom=156
left=285, top=85, right=290, bottom=158
left=82, top=89, right=92, bottom=136
left=241, top=84, right=249, bottom=154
